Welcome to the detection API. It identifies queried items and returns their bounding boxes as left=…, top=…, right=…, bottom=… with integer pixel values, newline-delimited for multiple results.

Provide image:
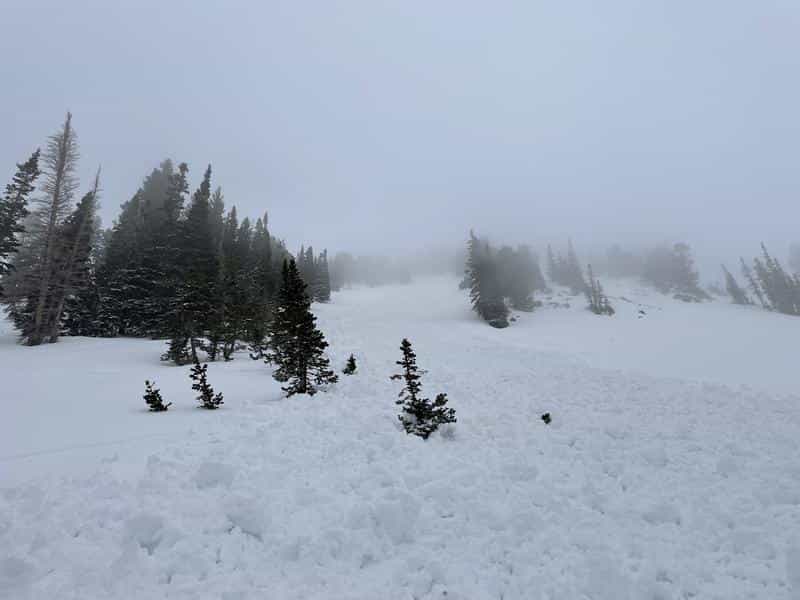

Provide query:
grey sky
left=2, top=1, right=798, bottom=267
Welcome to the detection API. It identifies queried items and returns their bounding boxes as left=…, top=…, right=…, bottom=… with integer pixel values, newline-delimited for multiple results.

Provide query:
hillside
left=2, top=277, right=800, bottom=599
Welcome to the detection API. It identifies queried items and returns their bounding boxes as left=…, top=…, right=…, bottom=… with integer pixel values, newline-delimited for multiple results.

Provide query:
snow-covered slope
left=2, top=278, right=800, bottom=599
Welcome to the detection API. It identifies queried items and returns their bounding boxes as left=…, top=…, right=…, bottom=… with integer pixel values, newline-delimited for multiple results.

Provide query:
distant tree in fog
left=721, top=265, right=751, bottom=305
left=641, top=242, right=708, bottom=301
left=464, top=230, right=509, bottom=328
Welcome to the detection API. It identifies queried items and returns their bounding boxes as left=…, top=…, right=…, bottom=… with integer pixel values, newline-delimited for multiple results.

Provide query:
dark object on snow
left=541, top=412, right=551, bottom=425
left=190, top=361, right=224, bottom=409
left=638, top=309, right=646, bottom=318
left=144, top=380, right=171, bottom=412
left=391, top=338, right=456, bottom=439
left=343, top=354, right=357, bottom=375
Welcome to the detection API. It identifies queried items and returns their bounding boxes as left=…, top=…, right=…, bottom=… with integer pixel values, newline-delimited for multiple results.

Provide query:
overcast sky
left=2, top=1, right=798, bottom=269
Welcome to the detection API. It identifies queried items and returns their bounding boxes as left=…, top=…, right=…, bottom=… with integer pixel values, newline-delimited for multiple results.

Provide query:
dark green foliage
left=465, top=230, right=509, bottom=327
left=144, top=380, right=171, bottom=411
left=642, top=243, right=709, bottom=301
left=190, top=361, right=224, bottom=409
left=266, top=258, right=338, bottom=397
left=391, top=338, right=456, bottom=439
left=343, top=354, right=357, bottom=375
left=0, top=150, right=40, bottom=294
left=585, top=264, right=615, bottom=316
left=721, top=264, right=751, bottom=305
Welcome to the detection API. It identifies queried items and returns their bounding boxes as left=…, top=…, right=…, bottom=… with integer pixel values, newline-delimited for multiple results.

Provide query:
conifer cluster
left=0, top=114, right=293, bottom=358
left=585, top=264, right=615, bottom=315
left=464, top=230, right=545, bottom=327
left=546, top=240, right=587, bottom=294
left=738, top=244, right=800, bottom=315
left=296, top=246, right=332, bottom=302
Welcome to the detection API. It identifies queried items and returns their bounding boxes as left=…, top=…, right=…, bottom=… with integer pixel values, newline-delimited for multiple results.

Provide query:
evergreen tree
left=0, top=150, right=40, bottom=295
left=44, top=171, right=100, bottom=341
left=165, top=165, right=219, bottom=364
left=343, top=353, right=357, bottom=375
left=144, top=380, right=171, bottom=411
left=190, top=361, right=224, bottom=409
left=585, top=264, right=615, bottom=315
left=740, top=257, right=768, bottom=309
left=722, top=264, right=750, bottom=305
left=265, top=258, right=338, bottom=396
left=464, top=230, right=509, bottom=328
left=391, top=338, right=456, bottom=439
left=11, top=113, right=80, bottom=345
left=314, top=249, right=332, bottom=302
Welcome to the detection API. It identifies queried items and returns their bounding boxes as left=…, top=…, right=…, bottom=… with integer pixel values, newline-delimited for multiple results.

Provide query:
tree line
left=0, top=113, right=335, bottom=363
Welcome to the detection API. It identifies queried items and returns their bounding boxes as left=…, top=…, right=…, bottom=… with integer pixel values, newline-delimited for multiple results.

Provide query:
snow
left=2, top=276, right=800, bottom=599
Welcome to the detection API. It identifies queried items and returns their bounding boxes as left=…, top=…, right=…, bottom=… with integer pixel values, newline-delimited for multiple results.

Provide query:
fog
left=2, top=1, right=799, bottom=276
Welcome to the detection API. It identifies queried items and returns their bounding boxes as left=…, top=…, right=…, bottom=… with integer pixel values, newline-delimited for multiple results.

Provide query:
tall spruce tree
left=165, top=165, right=219, bottom=363
left=265, top=258, right=338, bottom=396
left=0, top=150, right=41, bottom=295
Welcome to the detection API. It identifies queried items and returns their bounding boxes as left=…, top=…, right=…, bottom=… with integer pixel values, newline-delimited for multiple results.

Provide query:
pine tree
left=165, top=165, right=220, bottom=364
left=11, top=113, right=80, bottom=345
left=391, top=338, right=456, bottom=439
left=740, top=257, right=768, bottom=309
left=465, top=230, right=509, bottom=328
left=144, top=380, right=171, bottom=411
left=43, top=169, right=100, bottom=342
left=0, top=150, right=40, bottom=295
left=190, top=360, right=224, bottom=409
left=343, top=353, right=357, bottom=375
left=722, top=264, right=750, bottom=305
left=266, top=258, right=338, bottom=396
left=585, top=264, right=615, bottom=315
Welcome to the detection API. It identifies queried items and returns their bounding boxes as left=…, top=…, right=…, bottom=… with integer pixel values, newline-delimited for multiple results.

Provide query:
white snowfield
left=2, top=277, right=800, bottom=599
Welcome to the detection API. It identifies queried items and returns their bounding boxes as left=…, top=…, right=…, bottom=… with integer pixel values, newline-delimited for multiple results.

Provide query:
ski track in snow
left=2, top=277, right=800, bottom=599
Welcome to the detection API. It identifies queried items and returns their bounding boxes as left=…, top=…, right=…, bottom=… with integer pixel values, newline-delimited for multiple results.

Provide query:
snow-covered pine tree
left=266, top=258, right=338, bottom=396
left=0, top=150, right=40, bottom=296
left=190, top=361, right=224, bottom=409
left=391, top=338, right=456, bottom=439
left=722, top=264, right=750, bottom=305
left=465, top=230, right=509, bottom=328
left=343, top=354, right=357, bottom=375
left=144, top=380, right=171, bottom=411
